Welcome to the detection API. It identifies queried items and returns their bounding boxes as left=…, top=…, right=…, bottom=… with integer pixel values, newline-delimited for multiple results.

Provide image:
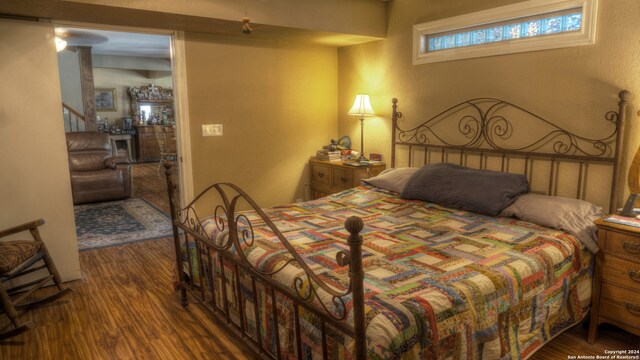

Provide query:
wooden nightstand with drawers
left=309, top=158, right=385, bottom=200
left=588, top=217, right=640, bottom=343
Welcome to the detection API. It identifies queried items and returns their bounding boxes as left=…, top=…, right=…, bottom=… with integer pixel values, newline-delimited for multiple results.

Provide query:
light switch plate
left=202, top=124, right=223, bottom=136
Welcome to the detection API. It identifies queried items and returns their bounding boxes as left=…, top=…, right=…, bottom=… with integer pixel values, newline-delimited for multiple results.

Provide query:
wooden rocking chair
left=0, top=219, right=72, bottom=340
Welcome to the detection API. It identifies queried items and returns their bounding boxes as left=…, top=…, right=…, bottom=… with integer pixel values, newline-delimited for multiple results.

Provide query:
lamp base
left=620, top=194, right=640, bottom=217
left=357, top=153, right=368, bottom=163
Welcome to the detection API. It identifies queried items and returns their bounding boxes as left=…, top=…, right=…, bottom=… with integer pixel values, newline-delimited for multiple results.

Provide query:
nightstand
left=309, top=158, right=385, bottom=200
left=588, top=217, right=640, bottom=343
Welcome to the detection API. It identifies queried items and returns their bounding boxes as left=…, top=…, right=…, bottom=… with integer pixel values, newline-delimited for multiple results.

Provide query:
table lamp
left=348, top=94, right=375, bottom=162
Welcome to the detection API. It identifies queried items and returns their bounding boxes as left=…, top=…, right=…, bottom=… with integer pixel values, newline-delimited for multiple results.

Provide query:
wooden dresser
left=588, top=217, right=640, bottom=343
left=135, top=125, right=174, bottom=162
left=309, top=158, right=385, bottom=200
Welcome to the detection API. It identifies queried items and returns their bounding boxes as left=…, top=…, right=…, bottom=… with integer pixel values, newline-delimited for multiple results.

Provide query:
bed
left=163, top=90, right=631, bottom=359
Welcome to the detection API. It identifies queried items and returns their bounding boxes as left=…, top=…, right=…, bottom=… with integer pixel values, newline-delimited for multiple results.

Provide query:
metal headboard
left=391, top=91, right=631, bottom=213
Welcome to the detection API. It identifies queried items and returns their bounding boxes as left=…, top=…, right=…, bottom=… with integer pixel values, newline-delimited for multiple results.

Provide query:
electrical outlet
left=202, top=124, right=223, bottom=136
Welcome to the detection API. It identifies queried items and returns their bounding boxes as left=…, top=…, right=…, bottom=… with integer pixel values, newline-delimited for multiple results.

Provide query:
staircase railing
left=62, top=102, right=86, bottom=132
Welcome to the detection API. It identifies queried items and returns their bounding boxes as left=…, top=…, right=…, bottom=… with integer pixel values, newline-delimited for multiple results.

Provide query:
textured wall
left=338, top=0, right=640, bottom=209
left=0, top=18, right=81, bottom=281
left=184, top=33, right=338, bottom=209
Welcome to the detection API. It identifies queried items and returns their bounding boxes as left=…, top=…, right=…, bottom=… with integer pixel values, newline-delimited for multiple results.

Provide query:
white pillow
left=500, top=193, right=604, bottom=253
left=362, top=167, right=419, bottom=193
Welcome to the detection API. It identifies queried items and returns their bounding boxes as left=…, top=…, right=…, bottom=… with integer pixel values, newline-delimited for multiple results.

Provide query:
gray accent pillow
left=500, top=193, right=604, bottom=253
left=400, top=163, right=529, bottom=216
left=362, top=167, right=419, bottom=193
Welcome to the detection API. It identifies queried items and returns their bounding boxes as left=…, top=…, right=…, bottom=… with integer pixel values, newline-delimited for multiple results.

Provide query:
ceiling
left=56, top=27, right=171, bottom=58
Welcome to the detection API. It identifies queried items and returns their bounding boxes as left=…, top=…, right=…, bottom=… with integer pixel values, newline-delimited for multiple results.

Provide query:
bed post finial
left=163, top=161, right=189, bottom=307
left=345, top=215, right=364, bottom=235
left=345, top=216, right=366, bottom=360
left=619, top=90, right=631, bottom=102
left=610, top=90, right=631, bottom=212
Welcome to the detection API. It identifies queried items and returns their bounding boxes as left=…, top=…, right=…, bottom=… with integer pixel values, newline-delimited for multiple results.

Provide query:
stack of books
left=604, top=214, right=640, bottom=228
left=316, top=149, right=341, bottom=161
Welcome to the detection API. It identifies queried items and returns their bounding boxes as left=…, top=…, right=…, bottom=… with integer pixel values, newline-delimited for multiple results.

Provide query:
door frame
left=170, top=31, right=194, bottom=204
left=53, top=21, right=193, bottom=206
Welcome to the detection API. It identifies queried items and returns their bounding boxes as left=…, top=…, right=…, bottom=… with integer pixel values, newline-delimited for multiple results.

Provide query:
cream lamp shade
left=348, top=94, right=375, bottom=117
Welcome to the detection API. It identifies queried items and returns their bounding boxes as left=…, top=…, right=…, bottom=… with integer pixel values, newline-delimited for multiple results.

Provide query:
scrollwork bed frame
left=164, top=90, right=630, bottom=360
left=391, top=91, right=631, bottom=212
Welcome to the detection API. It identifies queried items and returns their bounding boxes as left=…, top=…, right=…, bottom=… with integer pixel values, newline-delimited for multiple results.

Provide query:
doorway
left=56, top=25, right=181, bottom=250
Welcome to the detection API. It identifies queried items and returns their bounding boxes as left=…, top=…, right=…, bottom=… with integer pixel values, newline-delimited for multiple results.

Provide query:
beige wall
left=184, top=33, right=338, bottom=209
left=58, top=48, right=84, bottom=115
left=0, top=18, right=81, bottom=281
left=338, top=0, right=640, bottom=209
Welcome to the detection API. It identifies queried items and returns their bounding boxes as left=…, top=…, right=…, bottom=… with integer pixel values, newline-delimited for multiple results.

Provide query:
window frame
left=412, top=0, right=598, bottom=65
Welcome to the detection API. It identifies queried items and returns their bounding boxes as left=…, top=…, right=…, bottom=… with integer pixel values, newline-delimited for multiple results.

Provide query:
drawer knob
left=622, top=240, right=640, bottom=254
left=317, top=172, right=324, bottom=178
left=340, top=176, right=348, bottom=183
left=624, top=301, right=640, bottom=316
left=629, top=269, right=640, bottom=284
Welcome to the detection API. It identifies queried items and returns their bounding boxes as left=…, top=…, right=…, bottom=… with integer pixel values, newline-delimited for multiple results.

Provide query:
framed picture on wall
left=95, top=88, right=117, bottom=111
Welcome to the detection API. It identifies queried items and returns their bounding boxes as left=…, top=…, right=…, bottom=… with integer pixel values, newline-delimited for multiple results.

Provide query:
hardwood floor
left=1, top=163, right=252, bottom=359
left=131, top=162, right=174, bottom=214
left=1, top=162, right=638, bottom=359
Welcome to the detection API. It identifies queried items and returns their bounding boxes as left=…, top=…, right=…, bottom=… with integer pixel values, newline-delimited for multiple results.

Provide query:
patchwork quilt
left=188, top=185, right=592, bottom=359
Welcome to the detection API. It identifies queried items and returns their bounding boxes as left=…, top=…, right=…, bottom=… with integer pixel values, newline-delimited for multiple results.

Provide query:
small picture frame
left=369, top=153, right=383, bottom=161
left=95, top=88, right=117, bottom=111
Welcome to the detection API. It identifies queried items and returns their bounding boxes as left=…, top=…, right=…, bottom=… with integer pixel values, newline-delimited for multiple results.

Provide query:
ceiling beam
left=0, top=0, right=387, bottom=46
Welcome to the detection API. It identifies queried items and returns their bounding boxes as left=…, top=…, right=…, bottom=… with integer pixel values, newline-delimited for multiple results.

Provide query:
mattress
left=187, top=185, right=593, bottom=359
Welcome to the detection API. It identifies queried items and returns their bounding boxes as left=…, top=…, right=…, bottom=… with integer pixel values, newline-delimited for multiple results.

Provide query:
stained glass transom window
left=413, top=0, right=597, bottom=65
left=427, top=12, right=583, bottom=52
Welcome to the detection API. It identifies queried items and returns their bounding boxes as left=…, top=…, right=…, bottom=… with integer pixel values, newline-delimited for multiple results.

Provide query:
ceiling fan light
left=55, top=36, right=67, bottom=52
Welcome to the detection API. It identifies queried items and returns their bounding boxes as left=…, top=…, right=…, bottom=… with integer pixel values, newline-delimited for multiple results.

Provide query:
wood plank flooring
left=1, top=162, right=638, bottom=359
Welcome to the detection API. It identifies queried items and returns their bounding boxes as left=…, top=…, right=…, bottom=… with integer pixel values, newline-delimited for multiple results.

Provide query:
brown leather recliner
left=65, top=132, right=132, bottom=205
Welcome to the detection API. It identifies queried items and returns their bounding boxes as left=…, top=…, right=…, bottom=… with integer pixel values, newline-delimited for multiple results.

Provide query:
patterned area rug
left=75, top=198, right=172, bottom=251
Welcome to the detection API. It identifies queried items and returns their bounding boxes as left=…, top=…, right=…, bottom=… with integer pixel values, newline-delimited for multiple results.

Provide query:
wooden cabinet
left=588, top=218, right=640, bottom=343
left=128, top=85, right=174, bottom=125
left=135, top=125, right=174, bottom=162
left=309, top=158, right=385, bottom=200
